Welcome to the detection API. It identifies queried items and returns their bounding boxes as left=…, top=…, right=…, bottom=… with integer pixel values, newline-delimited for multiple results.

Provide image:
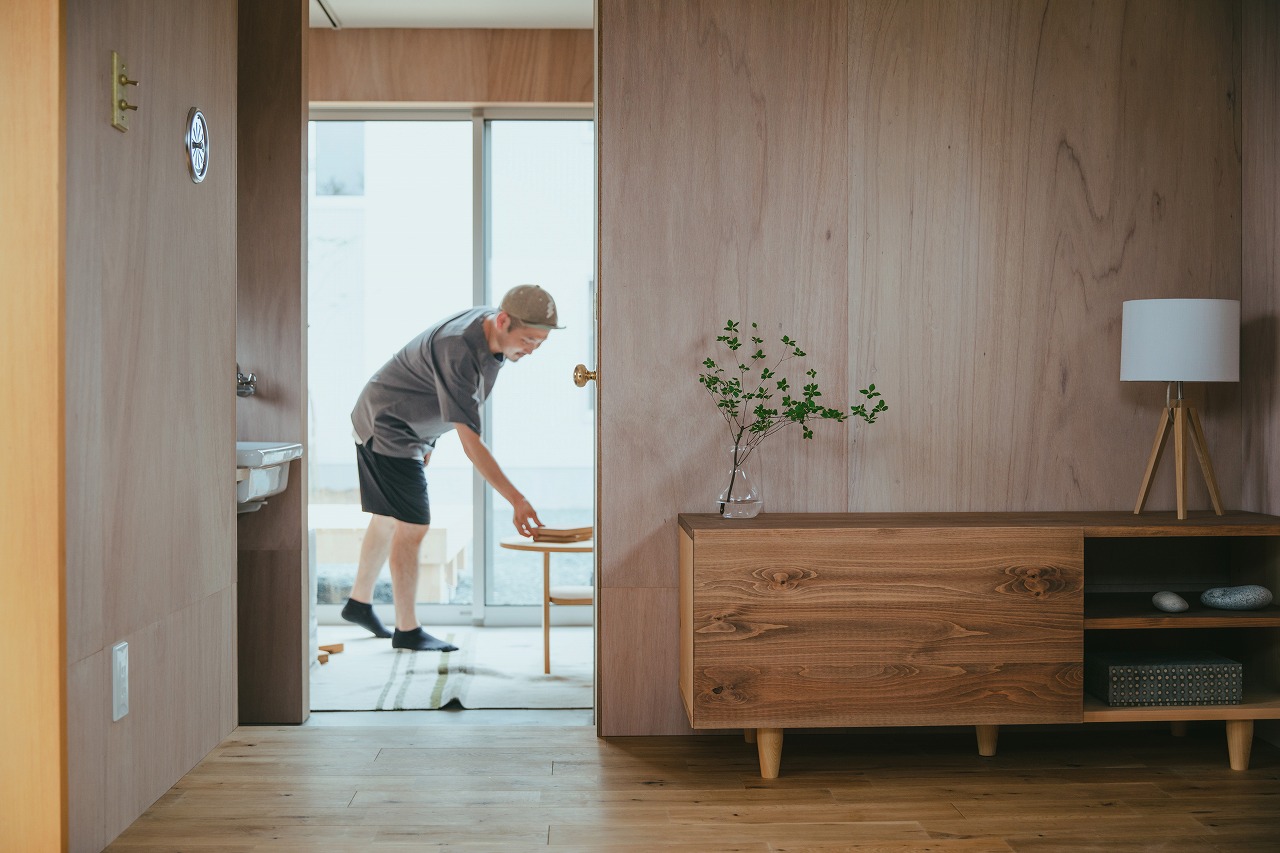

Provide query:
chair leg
left=542, top=552, right=551, bottom=675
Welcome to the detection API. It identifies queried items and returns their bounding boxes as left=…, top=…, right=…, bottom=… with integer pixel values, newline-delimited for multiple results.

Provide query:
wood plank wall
left=598, top=0, right=850, bottom=736
left=1, top=0, right=66, bottom=848
left=598, top=0, right=1244, bottom=736
left=237, top=0, right=311, bottom=724
left=1242, top=0, right=1280, bottom=747
left=850, top=0, right=1242, bottom=513
left=309, top=28, right=593, bottom=104
left=1243, top=0, right=1279, bottom=515
left=63, top=1, right=238, bottom=847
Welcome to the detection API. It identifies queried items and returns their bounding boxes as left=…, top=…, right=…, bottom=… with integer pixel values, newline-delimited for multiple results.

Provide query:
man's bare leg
left=389, top=520, right=457, bottom=652
left=340, top=514, right=396, bottom=638
left=388, top=520, right=428, bottom=630
left=351, top=513, right=395, bottom=602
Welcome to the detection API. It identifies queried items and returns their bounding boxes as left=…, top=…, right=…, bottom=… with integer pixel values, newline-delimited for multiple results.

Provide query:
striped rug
left=309, top=625, right=593, bottom=711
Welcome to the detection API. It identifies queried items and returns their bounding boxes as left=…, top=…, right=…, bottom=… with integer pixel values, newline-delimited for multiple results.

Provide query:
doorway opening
left=304, top=108, right=595, bottom=714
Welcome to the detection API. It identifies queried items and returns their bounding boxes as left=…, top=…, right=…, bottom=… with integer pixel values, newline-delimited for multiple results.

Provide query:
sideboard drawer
left=680, top=526, right=1083, bottom=729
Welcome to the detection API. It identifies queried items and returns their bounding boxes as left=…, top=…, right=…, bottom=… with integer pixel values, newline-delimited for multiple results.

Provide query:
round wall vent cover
left=185, top=108, right=210, bottom=183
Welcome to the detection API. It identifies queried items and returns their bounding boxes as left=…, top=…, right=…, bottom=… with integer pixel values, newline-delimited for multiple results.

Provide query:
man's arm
left=454, top=423, right=542, bottom=537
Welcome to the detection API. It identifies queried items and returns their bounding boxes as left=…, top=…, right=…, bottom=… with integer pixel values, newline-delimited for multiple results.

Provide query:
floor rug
left=309, top=625, right=593, bottom=711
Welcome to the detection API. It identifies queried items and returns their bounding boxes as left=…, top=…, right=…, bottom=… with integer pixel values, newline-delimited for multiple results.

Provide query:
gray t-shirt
left=351, top=307, right=504, bottom=459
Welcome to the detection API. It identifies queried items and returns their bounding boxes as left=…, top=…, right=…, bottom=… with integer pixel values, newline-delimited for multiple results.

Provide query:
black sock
left=391, top=627, right=458, bottom=652
left=341, top=598, right=392, bottom=638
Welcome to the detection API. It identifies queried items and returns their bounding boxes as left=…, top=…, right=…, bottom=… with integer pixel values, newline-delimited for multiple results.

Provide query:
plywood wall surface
left=597, top=0, right=1244, bottom=735
left=849, top=0, right=1241, bottom=512
left=598, top=0, right=849, bottom=584
left=66, top=0, right=239, bottom=653
left=63, top=1, right=238, bottom=847
left=309, top=28, right=593, bottom=104
left=1, top=0, right=66, bottom=847
left=598, top=0, right=849, bottom=736
left=103, top=589, right=236, bottom=842
left=1242, top=0, right=1280, bottom=516
left=238, top=0, right=311, bottom=724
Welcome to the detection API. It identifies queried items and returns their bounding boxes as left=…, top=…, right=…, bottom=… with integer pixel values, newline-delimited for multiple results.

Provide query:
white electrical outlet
left=111, top=641, right=128, bottom=721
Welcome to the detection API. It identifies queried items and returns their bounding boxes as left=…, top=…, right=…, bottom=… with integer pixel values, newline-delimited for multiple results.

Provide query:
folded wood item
left=531, top=526, right=593, bottom=543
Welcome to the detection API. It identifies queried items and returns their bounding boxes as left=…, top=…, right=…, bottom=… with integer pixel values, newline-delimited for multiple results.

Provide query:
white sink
left=236, top=441, right=303, bottom=513
left=237, top=441, right=304, bottom=468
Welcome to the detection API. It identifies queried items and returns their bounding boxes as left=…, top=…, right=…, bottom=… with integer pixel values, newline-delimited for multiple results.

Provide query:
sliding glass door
left=485, top=120, right=595, bottom=611
left=307, top=110, right=594, bottom=625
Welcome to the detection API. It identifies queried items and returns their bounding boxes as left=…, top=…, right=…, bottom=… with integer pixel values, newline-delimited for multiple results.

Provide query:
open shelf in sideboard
left=1084, top=593, right=1280, bottom=629
left=1083, top=690, right=1280, bottom=722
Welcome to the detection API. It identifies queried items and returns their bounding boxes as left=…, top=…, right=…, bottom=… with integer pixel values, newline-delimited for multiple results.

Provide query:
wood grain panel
left=66, top=0, right=237, bottom=644
left=692, top=661, right=1082, bottom=729
left=597, top=0, right=849, bottom=735
left=238, top=550, right=309, bottom=724
left=1242, top=0, right=1280, bottom=518
left=694, top=529, right=1081, bottom=636
left=238, top=0, right=307, bottom=552
left=309, top=28, right=593, bottom=104
left=598, top=1, right=1244, bottom=735
left=67, top=652, right=106, bottom=853
left=63, top=0, right=238, bottom=849
left=695, top=607, right=1079, bottom=662
left=598, top=587, right=692, bottom=737
left=848, top=0, right=1242, bottom=513
left=679, top=530, right=694, bottom=721
left=64, top=0, right=106, bottom=662
left=238, top=0, right=310, bottom=723
left=1, top=0, right=65, bottom=847
left=686, top=526, right=1082, bottom=728
left=105, top=589, right=237, bottom=842
left=598, top=0, right=848, bottom=582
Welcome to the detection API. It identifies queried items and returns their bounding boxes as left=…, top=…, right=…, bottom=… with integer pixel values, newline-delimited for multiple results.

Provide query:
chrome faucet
left=236, top=364, right=257, bottom=397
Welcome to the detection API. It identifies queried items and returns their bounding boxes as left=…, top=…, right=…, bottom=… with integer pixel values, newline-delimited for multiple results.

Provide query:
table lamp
left=1121, top=298, right=1239, bottom=520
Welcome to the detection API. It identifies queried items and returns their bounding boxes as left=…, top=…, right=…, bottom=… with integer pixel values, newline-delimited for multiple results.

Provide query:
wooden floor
left=106, top=723, right=1280, bottom=852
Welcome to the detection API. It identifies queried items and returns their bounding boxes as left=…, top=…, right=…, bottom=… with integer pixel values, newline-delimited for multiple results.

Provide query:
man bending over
left=341, top=285, right=562, bottom=651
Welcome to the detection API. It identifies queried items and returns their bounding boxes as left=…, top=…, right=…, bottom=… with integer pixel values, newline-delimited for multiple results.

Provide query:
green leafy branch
left=698, top=320, right=888, bottom=475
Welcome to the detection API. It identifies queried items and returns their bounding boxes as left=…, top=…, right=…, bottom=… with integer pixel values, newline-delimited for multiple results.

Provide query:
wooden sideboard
left=678, top=512, right=1280, bottom=778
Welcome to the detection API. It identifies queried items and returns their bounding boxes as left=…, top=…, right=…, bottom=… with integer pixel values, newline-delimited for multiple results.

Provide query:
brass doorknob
left=573, top=364, right=597, bottom=387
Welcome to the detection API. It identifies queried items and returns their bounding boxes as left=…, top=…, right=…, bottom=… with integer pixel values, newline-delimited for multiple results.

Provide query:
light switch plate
left=111, top=641, right=128, bottom=721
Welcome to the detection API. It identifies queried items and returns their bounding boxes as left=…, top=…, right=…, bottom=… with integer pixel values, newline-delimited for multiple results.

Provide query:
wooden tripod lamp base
left=1134, top=397, right=1224, bottom=520
left=1121, top=298, right=1239, bottom=521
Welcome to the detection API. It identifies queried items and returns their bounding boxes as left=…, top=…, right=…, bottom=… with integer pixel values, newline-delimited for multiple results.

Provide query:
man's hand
left=453, top=423, right=543, bottom=537
left=511, top=496, right=543, bottom=538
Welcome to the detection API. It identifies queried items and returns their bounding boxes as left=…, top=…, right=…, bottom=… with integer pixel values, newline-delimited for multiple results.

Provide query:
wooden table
left=498, top=536, right=594, bottom=674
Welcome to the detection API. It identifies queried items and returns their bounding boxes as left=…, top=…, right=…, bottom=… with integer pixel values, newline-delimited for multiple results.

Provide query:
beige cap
left=499, top=284, right=564, bottom=329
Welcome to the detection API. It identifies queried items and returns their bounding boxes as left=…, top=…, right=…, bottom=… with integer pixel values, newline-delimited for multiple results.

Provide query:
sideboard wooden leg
left=1170, top=721, right=1189, bottom=737
left=1226, top=719, right=1253, bottom=771
left=976, top=725, right=999, bottom=757
left=757, top=728, right=783, bottom=779
left=743, top=728, right=756, bottom=744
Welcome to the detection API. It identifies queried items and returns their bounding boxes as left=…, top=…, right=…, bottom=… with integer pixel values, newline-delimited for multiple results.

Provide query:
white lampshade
left=1120, top=298, right=1239, bottom=382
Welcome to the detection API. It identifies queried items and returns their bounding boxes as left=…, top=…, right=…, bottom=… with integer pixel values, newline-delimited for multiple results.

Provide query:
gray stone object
left=1199, top=585, right=1274, bottom=611
left=1152, top=591, right=1189, bottom=613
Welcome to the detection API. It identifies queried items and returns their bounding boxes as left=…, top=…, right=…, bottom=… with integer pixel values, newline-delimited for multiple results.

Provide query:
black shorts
left=355, top=443, right=430, bottom=525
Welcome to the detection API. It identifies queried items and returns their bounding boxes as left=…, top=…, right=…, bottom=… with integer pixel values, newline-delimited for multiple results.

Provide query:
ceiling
left=310, top=0, right=593, bottom=29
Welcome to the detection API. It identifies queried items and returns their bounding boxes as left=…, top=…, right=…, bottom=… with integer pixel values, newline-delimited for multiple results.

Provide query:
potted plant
left=698, top=320, right=886, bottom=517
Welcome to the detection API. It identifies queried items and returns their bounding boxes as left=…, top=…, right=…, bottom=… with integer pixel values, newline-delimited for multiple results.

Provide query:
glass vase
left=718, top=445, right=762, bottom=518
